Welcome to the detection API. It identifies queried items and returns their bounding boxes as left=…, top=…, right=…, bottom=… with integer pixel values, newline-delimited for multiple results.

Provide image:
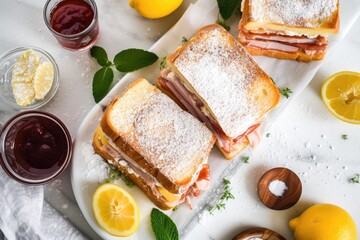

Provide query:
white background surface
left=0, top=0, right=359, bottom=239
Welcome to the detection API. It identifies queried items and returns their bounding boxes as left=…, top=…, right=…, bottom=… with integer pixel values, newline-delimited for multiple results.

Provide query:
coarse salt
left=269, top=180, right=288, bottom=197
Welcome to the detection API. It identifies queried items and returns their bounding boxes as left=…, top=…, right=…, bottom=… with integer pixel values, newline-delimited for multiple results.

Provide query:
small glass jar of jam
left=43, top=0, right=99, bottom=51
left=0, top=111, right=72, bottom=185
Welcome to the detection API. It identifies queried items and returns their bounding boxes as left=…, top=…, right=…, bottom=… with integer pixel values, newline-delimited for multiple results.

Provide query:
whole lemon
left=289, top=204, right=357, bottom=240
left=129, top=0, right=183, bottom=19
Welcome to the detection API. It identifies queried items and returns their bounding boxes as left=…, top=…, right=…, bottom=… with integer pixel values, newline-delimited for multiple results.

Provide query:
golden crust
left=241, top=0, right=340, bottom=35
left=92, top=127, right=175, bottom=210
left=243, top=46, right=325, bottom=62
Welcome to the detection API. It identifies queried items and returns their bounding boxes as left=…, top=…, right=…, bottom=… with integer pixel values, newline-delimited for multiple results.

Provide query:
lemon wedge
left=34, top=62, right=54, bottom=100
left=92, top=183, right=140, bottom=237
left=129, top=0, right=183, bottom=19
left=321, top=71, right=360, bottom=124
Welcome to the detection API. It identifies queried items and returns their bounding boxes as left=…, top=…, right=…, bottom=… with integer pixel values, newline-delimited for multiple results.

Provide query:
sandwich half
left=238, top=0, right=340, bottom=61
left=157, top=24, right=279, bottom=160
left=93, top=78, right=215, bottom=210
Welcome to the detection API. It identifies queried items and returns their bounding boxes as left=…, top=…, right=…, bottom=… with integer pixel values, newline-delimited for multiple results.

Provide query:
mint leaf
left=92, top=67, right=114, bottom=103
left=151, top=208, right=179, bottom=240
left=90, top=46, right=112, bottom=67
left=114, top=49, right=158, bottom=72
left=217, top=0, right=239, bottom=20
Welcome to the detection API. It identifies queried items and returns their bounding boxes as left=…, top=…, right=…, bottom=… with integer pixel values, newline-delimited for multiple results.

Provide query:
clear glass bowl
left=0, top=111, right=72, bottom=185
left=0, top=47, right=60, bottom=111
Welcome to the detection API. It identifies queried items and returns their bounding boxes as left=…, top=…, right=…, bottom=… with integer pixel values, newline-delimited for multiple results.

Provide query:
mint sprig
left=90, top=46, right=112, bottom=66
left=90, top=46, right=159, bottom=103
left=151, top=208, right=179, bottom=240
left=114, top=49, right=158, bottom=72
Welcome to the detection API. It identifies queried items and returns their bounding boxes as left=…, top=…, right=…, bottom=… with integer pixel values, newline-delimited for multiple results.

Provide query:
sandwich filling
left=97, top=126, right=210, bottom=208
left=238, top=26, right=328, bottom=57
left=158, top=69, right=262, bottom=155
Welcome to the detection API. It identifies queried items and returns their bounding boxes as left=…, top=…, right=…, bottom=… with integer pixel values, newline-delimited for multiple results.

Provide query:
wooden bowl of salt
left=257, top=167, right=302, bottom=210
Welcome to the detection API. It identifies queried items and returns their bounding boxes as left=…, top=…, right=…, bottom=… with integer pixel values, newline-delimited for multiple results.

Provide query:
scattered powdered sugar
left=268, top=180, right=288, bottom=197
left=174, top=27, right=261, bottom=138
left=109, top=79, right=214, bottom=185
left=250, top=0, right=338, bottom=28
left=134, top=93, right=213, bottom=184
left=80, top=142, right=109, bottom=182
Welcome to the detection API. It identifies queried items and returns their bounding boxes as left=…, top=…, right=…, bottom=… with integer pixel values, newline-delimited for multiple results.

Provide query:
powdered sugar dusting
left=174, top=27, right=261, bottom=138
left=110, top=79, right=214, bottom=186
left=250, top=0, right=338, bottom=28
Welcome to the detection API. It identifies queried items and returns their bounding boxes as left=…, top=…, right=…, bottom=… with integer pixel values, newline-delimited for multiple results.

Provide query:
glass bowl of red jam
left=43, top=0, right=99, bottom=51
left=0, top=111, right=72, bottom=185
left=0, top=47, right=60, bottom=111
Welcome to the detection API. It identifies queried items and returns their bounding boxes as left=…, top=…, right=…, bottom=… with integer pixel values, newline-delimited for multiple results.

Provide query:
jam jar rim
left=0, top=110, right=72, bottom=185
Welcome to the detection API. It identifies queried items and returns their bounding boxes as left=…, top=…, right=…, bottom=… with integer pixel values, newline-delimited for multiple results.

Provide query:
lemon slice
left=12, top=49, right=39, bottom=83
left=321, top=71, right=360, bottom=124
left=129, top=0, right=183, bottom=19
left=92, top=183, right=140, bottom=237
left=33, top=62, right=54, bottom=100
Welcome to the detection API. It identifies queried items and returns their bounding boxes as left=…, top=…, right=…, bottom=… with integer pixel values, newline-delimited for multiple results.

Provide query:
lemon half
left=321, top=71, right=360, bottom=124
left=92, top=183, right=140, bottom=237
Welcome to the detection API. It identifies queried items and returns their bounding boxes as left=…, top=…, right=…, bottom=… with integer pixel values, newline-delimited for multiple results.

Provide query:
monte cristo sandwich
left=157, top=24, right=280, bottom=160
left=238, top=0, right=340, bottom=61
left=93, top=78, right=215, bottom=210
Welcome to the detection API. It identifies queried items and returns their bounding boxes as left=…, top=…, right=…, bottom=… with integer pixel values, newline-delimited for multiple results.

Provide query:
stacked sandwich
left=93, top=78, right=215, bottom=210
left=93, top=24, right=280, bottom=210
left=238, top=0, right=340, bottom=61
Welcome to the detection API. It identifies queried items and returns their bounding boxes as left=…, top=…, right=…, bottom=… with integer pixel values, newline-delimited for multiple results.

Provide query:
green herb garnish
left=90, top=46, right=159, bottom=103
left=151, top=208, right=179, bottom=240
left=266, top=133, right=271, bottom=138
left=341, top=134, right=348, bottom=140
left=105, top=165, right=134, bottom=188
left=181, top=36, right=188, bottom=44
left=242, top=156, right=249, bottom=164
left=217, top=0, right=239, bottom=20
left=208, top=179, right=235, bottom=215
left=349, top=174, right=360, bottom=184
left=160, top=56, right=167, bottom=70
left=278, top=87, right=293, bottom=99
left=216, top=19, right=230, bottom=31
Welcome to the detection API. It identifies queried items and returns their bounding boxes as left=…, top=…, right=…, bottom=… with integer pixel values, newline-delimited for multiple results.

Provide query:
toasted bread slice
left=167, top=24, right=279, bottom=139
left=99, top=78, right=215, bottom=195
left=241, top=0, right=340, bottom=36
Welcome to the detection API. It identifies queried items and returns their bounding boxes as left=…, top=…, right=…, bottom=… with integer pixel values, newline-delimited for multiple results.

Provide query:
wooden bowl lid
left=257, top=167, right=302, bottom=210
left=232, top=227, right=286, bottom=240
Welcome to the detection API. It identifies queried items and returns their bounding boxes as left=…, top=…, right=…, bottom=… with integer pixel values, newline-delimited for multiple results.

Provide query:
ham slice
left=159, top=70, right=262, bottom=154
left=102, top=140, right=209, bottom=208
left=238, top=25, right=327, bottom=56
